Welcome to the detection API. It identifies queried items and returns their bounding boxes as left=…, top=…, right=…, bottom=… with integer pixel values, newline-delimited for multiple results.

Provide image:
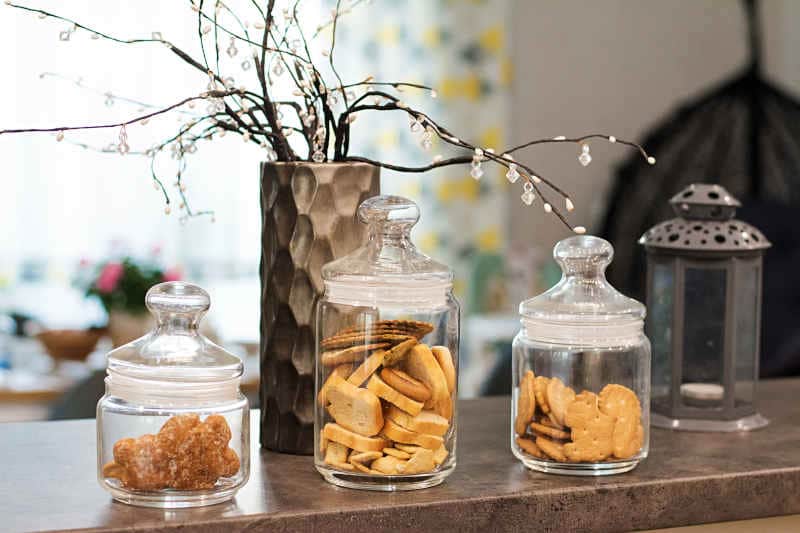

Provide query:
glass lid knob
left=358, top=195, right=420, bottom=234
left=146, top=282, right=210, bottom=325
left=554, top=235, right=614, bottom=277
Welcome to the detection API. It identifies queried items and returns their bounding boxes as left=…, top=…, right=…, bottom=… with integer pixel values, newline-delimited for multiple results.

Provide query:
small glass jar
left=315, top=195, right=459, bottom=491
left=97, top=282, right=249, bottom=507
left=511, top=236, right=650, bottom=476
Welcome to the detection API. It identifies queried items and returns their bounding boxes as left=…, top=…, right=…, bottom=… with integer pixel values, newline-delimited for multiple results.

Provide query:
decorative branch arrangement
left=0, top=0, right=655, bottom=231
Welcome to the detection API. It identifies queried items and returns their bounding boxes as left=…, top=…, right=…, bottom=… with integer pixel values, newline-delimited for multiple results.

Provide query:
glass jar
left=96, top=282, right=249, bottom=507
left=315, top=195, right=459, bottom=491
left=511, top=236, right=650, bottom=476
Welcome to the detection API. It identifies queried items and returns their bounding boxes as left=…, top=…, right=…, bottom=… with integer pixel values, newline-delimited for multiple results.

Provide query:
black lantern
left=640, top=184, right=770, bottom=431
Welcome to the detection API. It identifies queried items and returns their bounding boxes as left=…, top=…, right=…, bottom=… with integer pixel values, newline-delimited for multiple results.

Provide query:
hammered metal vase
left=260, top=162, right=380, bottom=453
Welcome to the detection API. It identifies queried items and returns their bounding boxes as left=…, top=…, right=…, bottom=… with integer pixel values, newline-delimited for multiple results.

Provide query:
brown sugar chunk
left=103, top=414, right=239, bottom=491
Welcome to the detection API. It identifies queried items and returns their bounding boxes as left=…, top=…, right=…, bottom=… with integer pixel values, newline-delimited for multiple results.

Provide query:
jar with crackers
left=315, top=195, right=459, bottom=491
left=96, top=282, right=250, bottom=507
left=511, top=236, right=650, bottom=475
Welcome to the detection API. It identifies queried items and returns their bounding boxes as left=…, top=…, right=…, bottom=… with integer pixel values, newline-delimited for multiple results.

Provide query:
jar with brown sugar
left=315, top=195, right=459, bottom=491
left=96, top=282, right=249, bottom=507
left=511, top=236, right=650, bottom=475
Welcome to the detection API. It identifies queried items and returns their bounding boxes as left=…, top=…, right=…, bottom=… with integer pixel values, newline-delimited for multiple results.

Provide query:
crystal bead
left=312, top=150, right=325, bottom=163
left=410, top=120, right=423, bottom=133
left=272, top=62, right=285, bottom=76
left=544, top=203, right=552, bottom=213
left=421, top=138, right=433, bottom=150
left=227, top=43, right=238, bottom=58
left=521, top=190, right=535, bottom=205
left=470, top=166, right=483, bottom=180
left=151, top=32, right=163, bottom=40
left=241, top=59, right=251, bottom=70
left=59, top=30, right=71, bottom=41
left=105, top=93, right=114, bottom=107
left=578, top=152, right=592, bottom=166
left=506, top=164, right=519, bottom=183
left=523, top=182, right=533, bottom=192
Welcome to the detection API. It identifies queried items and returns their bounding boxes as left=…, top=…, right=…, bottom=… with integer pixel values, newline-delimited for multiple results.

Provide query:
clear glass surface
left=511, top=236, right=650, bottom=476
left=315, top=195, right=459, bottom=491
left=96, top=282, right=249, bottom=507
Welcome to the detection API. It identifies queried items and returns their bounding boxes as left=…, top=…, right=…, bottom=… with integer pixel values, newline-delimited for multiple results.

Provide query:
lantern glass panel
left=648, top=260, right=674, bottom=401
left=681, top=267, right=726, bottom=407
left=734, top=262, right=759, bottom=406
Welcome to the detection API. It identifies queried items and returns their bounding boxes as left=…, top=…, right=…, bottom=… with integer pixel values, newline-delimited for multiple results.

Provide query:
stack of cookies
left=318, top=319, right=456, bottom=476
left=514, top=370, right=644, bottom=463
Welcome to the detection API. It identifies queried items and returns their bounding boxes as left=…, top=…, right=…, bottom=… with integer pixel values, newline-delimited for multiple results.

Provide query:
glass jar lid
left=520, top=236, right=645, bottom=344
left=106, top=282, right=243, bottom=383
left=321, top=195, right=453, bottom=307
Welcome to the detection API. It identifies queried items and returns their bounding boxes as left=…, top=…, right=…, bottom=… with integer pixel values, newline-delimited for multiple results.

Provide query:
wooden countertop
left=2, top=379, right=800, bottom=532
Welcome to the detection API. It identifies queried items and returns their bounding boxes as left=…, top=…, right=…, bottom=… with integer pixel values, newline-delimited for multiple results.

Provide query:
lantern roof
left=639, top=184, right=770, bottom=252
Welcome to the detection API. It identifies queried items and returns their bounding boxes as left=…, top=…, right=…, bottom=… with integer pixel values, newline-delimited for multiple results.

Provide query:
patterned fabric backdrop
left=334, top=0, right=512, bottom=314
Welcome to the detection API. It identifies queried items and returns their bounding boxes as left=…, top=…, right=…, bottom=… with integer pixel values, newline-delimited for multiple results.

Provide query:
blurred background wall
left=509, top=0, right=800, bottom=250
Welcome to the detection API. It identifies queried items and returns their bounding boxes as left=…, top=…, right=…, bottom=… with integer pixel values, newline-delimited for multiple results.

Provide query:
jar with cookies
left=315, top=195, right=459, bottom=491
left=96, top=282, right=249, bottom=507
left=511, top=236, right=650, bottom=475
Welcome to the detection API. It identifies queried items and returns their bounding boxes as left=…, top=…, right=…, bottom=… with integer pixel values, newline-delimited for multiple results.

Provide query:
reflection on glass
left=681, top=267, right=726, bottom=407
left=648, top=261, right=673, bottom=400
left=735, top=263, right=759, bottom=406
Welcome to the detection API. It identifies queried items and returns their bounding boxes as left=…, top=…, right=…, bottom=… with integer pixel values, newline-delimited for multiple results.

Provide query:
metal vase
left=260, top=162, right=380, bottom=453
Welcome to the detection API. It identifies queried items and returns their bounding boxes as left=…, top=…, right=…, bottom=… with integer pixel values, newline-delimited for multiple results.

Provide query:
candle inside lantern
left=680, top=383, right=724, bottom=407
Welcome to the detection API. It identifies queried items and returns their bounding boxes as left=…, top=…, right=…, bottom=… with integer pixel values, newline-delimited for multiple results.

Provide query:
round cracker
left=514, top=370, right=536, bottom=436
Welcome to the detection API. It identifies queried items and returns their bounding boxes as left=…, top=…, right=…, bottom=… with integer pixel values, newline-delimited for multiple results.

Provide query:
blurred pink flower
left=95, top=262, right=124, bottom=293
left=162, top=268, right=182, bottom=282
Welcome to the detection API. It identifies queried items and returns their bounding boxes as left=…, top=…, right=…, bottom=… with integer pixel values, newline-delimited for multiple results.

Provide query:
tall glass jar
left=511, top=236, right=650, bottom=476
left=315, top=195, right=459, bottom=491
left=97, top=282, right=249, bottom=507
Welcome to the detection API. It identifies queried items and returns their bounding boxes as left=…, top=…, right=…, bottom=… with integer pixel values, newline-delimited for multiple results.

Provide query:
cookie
left=323, top=423, right=389, bottom=453
left=563, top=391, right=615, bottom=462
left=321, top=343, right=389, bottom=366
left=367, top=374, right=424, bottom=416
left=317, top=364, right=354, bottom=406
left=382, top=337, right=419, bottom=366
left=514, top=370, right=536, bottom=436
left=398, top=448, right=435, bottom=474
left=326, top=378, right=384, bottom=436
left=383, top=447, right=412, bottom=460
left=324, top=441, right=349, bottom=466
left=380, top=367, right=431, bottom=402
left=382, top=419, right=444, bottom=450
left=529, top=421, right=570, bottom=441
left=534, top=376, right=550, bottom=413
left=432, top=444, right=449, bottom=465
left=349, top=450, right=383, bottom=473
left=346, top=349, right=386, bottom=387
left=536, top=436, right=567, bottom=462
left=546, top=377, right=576, bottom=427
left=516, top=436, right=545, bottom=459
left=322, top=333, right=412, bottom=351
left=598, top=384, right=643, bottom=459
left=431, top=346, right=456, bottom=394
left=403, top=343, right=452, bottom=420
left=385, top=406, right=449, bottom=437
left=371, top=455, right=406, bottom=475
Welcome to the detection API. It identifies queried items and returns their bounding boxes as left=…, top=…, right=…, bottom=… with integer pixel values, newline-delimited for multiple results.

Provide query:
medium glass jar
left=511, top=236, right=650, bottom=476
left=96, top=282, right=249, bottom=508
left=315, top=195, right=459, bottom=491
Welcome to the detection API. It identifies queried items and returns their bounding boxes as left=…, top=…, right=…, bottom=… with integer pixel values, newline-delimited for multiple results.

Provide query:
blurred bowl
left=36, top=328, right=105, bottom=362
